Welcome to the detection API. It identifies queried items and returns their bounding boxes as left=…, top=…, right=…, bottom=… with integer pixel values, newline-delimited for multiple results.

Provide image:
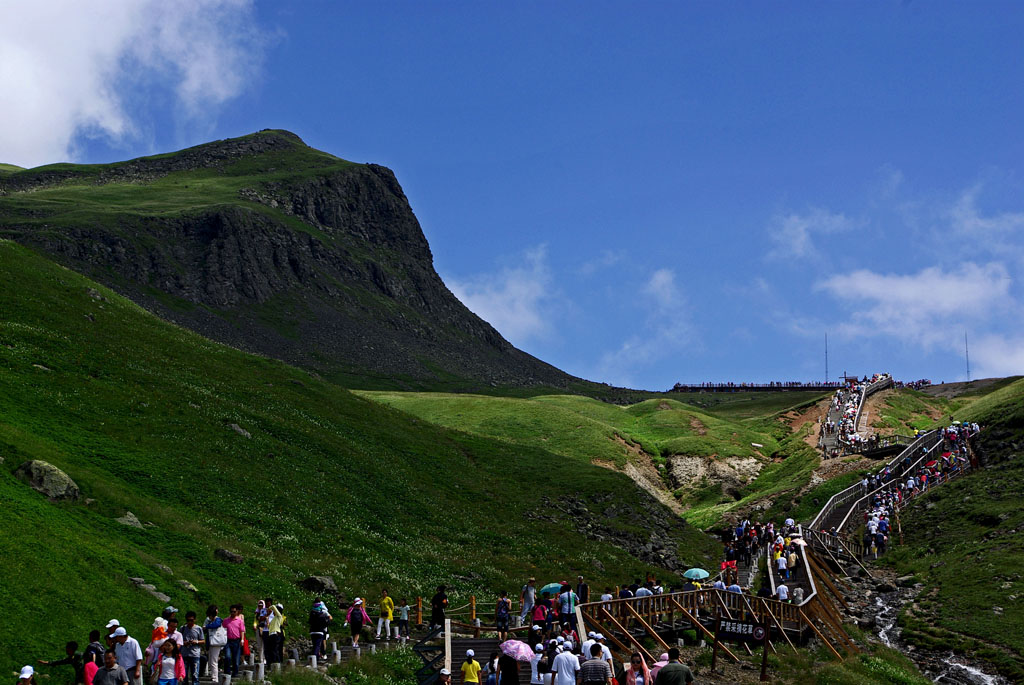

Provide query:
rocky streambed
left=841, top=568, right=1007, bottom=684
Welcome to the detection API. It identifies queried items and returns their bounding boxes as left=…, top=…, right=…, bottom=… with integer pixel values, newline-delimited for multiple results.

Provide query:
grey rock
left=229, top=423, right=252, bottom=439
left=116, top=511, right=144, bottom=528
left=178, top=580, right=198, bottom=592
left=156, top=564, right=173, bottom=575
left=875, top=582, right=896, bottom=593
left=896, top=575, right=917, bottom=588
left=129, top=577, right=146, bottom=586
left=139, top=584, right=157, bottom=592
left=148, top=590, right=172, bottom=603
left=15, top=460, right=80, bottom=500
left=215, top=548, right=244, bottom=564
left=300, top=576, right=338, bottom=595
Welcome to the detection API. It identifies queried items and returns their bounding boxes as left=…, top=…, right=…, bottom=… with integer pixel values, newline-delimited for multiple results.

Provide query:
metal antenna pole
left=965, top=330, right=970, bottom=382
left=825, top=332, right=829, bottom=384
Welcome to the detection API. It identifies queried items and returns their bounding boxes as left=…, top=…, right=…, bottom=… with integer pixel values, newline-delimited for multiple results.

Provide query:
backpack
left=497, top=598, right=510, bottom=618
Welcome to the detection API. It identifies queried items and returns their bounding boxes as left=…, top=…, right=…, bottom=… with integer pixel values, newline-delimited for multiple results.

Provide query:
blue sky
left=3, top=1, right=1023, bottom=390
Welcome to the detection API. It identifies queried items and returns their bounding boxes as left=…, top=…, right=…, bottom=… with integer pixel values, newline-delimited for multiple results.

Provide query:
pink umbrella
left=500, top=640, right=536, bottom=662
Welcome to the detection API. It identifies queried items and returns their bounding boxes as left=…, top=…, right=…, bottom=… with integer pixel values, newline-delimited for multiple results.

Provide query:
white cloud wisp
left=0, top=0, right=265, bottom=168
left=446, top=245, right=558, bottom=347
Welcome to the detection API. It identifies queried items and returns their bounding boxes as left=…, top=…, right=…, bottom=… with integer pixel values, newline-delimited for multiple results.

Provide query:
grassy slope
left=879, top=378, right=1024, bottom=681
left=361, top=391, right=828, bottom=529
left=0, top=241, right=719, bottom=673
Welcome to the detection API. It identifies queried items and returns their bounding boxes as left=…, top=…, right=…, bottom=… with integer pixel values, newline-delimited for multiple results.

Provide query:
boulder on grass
left=215, top=549, right=244, bottom=564
left=300, top=576, right=338, bottom=595
left=15, top=460, right=80, bottom=500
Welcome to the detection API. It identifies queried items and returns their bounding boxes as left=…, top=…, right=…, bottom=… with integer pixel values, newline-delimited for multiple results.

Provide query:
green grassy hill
left=362, top=390, right=827, bottom=529
left=879, top=377, right=1024, bottom=682
left=0, top=240, right=719, bottom=673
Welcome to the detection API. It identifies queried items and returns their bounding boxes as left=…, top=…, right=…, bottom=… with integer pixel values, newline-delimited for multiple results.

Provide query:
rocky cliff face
left=0, top=130, right=582, bottom=390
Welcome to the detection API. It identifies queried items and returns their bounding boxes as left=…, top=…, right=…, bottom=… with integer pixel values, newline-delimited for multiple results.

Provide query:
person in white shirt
left=550, top=642, right=580, bottom=685
left=596, top=636, right=613, bottom=672
left=112, top=628, right=142, bottom=685
left=776, top=584, right=790, bottom=602
left=529, top=644, right=546, bottom=685
left=580, top=634, right=595, bottom=662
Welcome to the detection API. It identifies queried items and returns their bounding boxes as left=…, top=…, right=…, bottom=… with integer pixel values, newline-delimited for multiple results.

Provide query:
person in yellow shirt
left=460, top=650, right=481, bottom=685
left=376, top=590, right=395, bottom=641
left=266, top=603, right=285, bottom=664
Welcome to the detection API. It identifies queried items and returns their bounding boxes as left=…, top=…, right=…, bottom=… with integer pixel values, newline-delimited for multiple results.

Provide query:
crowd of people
left=893, top=379, right=932, bottom=390
left=445, top=640, right=694, bottom=685
left=22, top=592, right=422, bottom=685
left=670, top=380, right=843, bottom=392
left=717, top=517, right=806, bottom=605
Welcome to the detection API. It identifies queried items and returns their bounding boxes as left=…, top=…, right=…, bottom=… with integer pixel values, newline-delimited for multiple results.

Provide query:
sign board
left=716, top=619, right=766, bottom=644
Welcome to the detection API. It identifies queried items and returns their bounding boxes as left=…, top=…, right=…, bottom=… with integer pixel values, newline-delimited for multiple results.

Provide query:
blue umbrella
left=683, top=568, right=710, bottom=580
left=539, top=582, right=564, bottom=597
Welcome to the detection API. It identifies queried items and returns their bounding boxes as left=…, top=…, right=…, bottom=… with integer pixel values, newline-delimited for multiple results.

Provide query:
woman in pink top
left=345, top=599, right=371, bottom=647
left=222, top=605, right=246, bottom=677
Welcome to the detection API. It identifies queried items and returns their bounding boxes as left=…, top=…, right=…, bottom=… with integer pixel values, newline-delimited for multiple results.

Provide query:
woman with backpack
left=345, top=599, right=371, bottom=647
left=495, top=591, right=512, bottom=642
left=308, top=600, right=332, bottom=658
left=203, top=606, right=225, bottom=683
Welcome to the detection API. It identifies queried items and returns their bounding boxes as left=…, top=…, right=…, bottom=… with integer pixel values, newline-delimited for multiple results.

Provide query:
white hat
left=563, top=641, right=573, bottom=651
left=354, top=598, right=363, bottom=605
left=466, top=650, right=475, bottom=657
left=595, top=633, right=605, bottom=640
left=532, top=624, right=542, bottom=630
left=534, top=644, right=543, bottom=653
left=556, top=636, right=564, bottom=643
left=113, top=627, right=127, bottom=637
left=106, top=619, right=120, bottom=629
left=153, top=618, right=168, bottom=629
left=439, top=668, right=450, bottom=675
left=20, top=666, right=34, bottom=680
left=588, top=631, right=596, bottom=638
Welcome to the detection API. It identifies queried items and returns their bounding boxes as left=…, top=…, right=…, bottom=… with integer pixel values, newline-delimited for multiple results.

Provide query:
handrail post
left=416, top=597, right=422, bottom=628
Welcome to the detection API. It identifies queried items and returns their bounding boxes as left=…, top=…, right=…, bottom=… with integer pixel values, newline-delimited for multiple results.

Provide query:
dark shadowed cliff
left=0, top=130, right=599, bottom=392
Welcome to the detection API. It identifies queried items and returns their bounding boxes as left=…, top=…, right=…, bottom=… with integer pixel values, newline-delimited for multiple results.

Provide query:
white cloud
left=767, top=208, right=854, bottom=260
left=816, top=262, right=1013, bottom=349
left=597, top=268, right=691, bottom=387
left=0, top=0, right=266, bottom=168
left=576, top=249, right=624, bottom=276
left=949, top=184, right=1024, bottom=237
left=970, top=334, right=1024, bottom=379
left=446, top=244, right=557, bottom=347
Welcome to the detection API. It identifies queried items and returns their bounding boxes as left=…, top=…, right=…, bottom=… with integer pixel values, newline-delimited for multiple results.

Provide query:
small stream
left=871, top=591, right=1007, bottom=684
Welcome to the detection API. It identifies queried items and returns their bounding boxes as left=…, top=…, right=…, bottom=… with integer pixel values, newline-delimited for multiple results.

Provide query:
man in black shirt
left=38, top=642, right=83, bottom=684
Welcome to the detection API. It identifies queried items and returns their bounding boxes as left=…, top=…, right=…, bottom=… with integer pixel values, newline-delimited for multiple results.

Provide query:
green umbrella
left=683, top=568, right=710, bottom=580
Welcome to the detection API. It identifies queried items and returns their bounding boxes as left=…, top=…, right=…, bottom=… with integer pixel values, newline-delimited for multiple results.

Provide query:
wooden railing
left=807, top=429, right=940, bottom=531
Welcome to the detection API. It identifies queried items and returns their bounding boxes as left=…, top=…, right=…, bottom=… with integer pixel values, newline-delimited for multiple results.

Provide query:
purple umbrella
left=500, top=640, right=536, bottom=662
